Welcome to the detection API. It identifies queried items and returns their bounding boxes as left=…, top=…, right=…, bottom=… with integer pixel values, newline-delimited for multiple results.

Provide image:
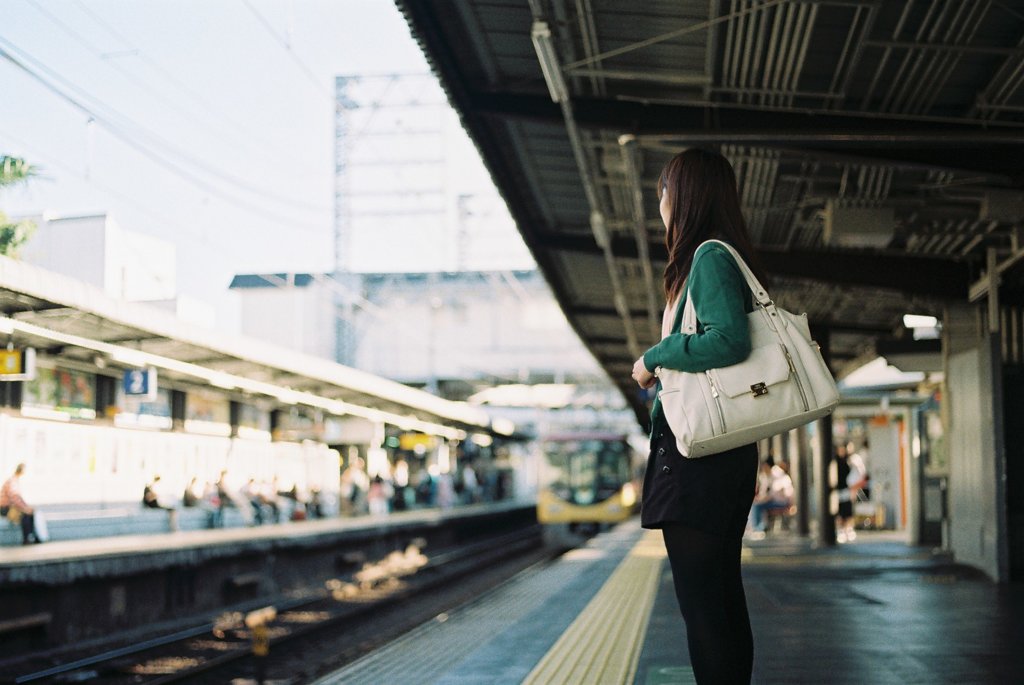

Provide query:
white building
left=230, top=268, right=637, bottom=438
left=22, top=213, right=176, bottom=300
left=355, top=270, right=601, bottom=388
left=228, top=272, right=338, bottom=363
left=231, top=270, right=604, bottom=391
left=19, top=212, right=215, bottom=327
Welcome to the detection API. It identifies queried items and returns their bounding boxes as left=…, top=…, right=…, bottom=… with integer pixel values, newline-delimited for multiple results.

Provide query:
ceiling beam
left=570, top=305, right=651, bottom=318
left=467, top=91, right=1024, bottom=181
left=576, top=315, right=894, bottom=337
left=468, top=91, right=1024, bottom=140
left=540, top=232, right=970, bottom=299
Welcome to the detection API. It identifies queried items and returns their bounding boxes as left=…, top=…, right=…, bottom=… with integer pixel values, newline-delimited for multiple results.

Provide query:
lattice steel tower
left=333, top=73, right=448, bottom=365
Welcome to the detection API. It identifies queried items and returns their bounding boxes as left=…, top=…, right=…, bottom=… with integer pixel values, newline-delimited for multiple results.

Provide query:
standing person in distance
left=631, top=148, right=768, bottom=684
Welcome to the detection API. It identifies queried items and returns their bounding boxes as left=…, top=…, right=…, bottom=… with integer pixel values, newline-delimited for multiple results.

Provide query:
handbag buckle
left=750, top=382, right=769, bottom=397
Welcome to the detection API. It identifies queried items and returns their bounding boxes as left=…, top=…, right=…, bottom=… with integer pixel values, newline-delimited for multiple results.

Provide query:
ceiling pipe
left=618, top=134, right=661, bottom=341
left=530, top=14, right=641, bottom=359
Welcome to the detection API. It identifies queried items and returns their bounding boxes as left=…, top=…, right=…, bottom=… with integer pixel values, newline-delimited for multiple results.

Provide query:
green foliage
left=0, top=215, right=35, bottom=257
left=0, top=156, right=36, bottom=188
left=0, top=156, right=38, bottom=257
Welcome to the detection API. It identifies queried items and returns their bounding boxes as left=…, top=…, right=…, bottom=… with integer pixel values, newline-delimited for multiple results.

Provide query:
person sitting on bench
left=1, top=463, right=41, bottom=544
left=750, top=457, right=794, bottom=535
left=143, top=475, right=178, bottom=531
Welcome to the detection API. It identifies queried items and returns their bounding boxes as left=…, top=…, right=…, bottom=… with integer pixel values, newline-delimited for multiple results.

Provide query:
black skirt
left=641, top=422, right=758, bottom=539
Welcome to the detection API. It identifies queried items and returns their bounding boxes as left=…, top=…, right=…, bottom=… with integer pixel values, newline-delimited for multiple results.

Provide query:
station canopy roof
left=0, top=256, right=495, bottom=439
left=397, top=0, right=1024, bottom=424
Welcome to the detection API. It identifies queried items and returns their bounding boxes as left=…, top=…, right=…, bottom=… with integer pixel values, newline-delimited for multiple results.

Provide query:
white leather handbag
left=655, top=240, right=839, bottom=458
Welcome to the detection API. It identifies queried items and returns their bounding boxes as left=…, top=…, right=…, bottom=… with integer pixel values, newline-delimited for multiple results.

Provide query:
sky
left=0, top=0, right=533, bottom=332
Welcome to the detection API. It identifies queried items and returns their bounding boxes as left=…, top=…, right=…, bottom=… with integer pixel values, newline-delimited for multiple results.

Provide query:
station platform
left=0, top=501, right=537, bottom=653
left=316, top=519, right=1024, bottom=685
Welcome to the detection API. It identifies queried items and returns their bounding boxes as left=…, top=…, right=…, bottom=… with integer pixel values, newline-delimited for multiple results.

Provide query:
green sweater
left=642, top=242, right=753, bottom=432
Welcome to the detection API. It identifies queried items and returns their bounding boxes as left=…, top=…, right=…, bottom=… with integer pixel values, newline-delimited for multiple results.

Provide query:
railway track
left=5, top=525, right=556, bottom=685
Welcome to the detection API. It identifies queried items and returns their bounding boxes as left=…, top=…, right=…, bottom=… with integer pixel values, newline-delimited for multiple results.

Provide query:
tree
left=0, top=156, right=38, bottom=257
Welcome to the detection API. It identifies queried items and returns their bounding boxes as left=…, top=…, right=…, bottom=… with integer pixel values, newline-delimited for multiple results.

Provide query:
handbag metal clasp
left=750, top=382, right=769, bottom=397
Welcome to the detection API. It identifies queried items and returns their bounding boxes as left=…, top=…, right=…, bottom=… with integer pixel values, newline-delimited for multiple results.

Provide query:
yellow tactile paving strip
left=523, top=529, right=665, bottom=685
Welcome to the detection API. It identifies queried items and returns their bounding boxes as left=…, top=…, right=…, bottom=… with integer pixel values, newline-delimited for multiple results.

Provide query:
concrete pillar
left=815, top=328, right=836, bottom=547
left=794, top=426, right=811, bottom=537
left=944, top=302, right=1010, bottom=581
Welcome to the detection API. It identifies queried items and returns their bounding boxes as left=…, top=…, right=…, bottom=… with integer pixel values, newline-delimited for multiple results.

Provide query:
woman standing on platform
left=631, top=148, right=765, bottom=684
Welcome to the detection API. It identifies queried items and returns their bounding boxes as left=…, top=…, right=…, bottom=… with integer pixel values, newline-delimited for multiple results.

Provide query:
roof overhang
left=397, top=0, right=1024, bottom=426
left=0, top=256, right=496, bottom=438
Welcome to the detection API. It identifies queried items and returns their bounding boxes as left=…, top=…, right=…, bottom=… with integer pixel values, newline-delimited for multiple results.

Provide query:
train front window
left=546, top=439, right=629, bottom=505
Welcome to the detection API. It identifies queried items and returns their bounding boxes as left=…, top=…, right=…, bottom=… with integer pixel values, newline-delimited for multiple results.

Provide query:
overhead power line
left=0, top=37, right=329, bottom=234
left=240, top=0, right=340, bottom=109
left=0, top=126, right=232, bottom=253
left=2, top=19, right=329, bottom=216
left=69, top=0, right=305, bottom=166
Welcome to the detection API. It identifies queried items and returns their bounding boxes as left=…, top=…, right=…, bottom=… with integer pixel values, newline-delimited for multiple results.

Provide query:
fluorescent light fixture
left=209, top=372, right=237, bottom=390
left=903, top=315, right=939, bottom=329
left=325, top=400, right=348, bottom=416
left=492, top=418, right=516, bottom=436
left=0, top=317, right=14, bottom=335
left=275, top=389, right=299, bottom=405
left=3, top=315, right=485, bottom=439
left=110, top=348, right=149, bottom=366
left=531, top=21, right=569, bottom=103
left=471, top=433, right=494, bottom=448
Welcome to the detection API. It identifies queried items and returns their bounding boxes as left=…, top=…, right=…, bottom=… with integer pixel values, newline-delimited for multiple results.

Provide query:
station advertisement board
left=184, top=389, right=232, bottom=436
left=22, top=365, right=96, bottom=420
left=115, top=385, right=173, bottom=430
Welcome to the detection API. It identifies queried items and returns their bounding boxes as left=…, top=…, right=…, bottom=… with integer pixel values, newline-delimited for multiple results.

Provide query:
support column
left=814, top=328, right=836, bottom=547
left=817, top=417, right=836, bottom=547
left=945, top=302, right=1010, bottom=581
left=795, top=426, right=811, bottom=537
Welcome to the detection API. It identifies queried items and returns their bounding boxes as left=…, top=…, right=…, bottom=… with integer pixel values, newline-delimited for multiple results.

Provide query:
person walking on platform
left=834, top=443, right=869, bottom=543
left=1, top=463, right=41, bottom=544
left=631, top=148, right=765, bottom=684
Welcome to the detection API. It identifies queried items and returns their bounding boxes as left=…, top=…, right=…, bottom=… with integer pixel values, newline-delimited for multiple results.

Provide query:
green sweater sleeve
left=642, top=246, right=751, bottom=373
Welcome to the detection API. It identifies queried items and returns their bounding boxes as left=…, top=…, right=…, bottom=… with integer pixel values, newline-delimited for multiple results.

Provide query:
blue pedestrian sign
left=123, top=368, right=158, bottom=402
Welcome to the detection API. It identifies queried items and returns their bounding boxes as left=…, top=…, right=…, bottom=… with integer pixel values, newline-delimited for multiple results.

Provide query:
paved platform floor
left=317, top=520, right=1024, bottom=684
left=641, top=531, right=1024, bottom=684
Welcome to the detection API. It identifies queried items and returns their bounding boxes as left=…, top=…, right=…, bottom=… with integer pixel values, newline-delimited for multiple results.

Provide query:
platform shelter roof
left=397, top=0, right=1024, bottom=424
left=0, top=255, right=494, bottom=438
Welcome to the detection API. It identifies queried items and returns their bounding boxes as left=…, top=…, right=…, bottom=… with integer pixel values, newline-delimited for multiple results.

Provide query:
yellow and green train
left=537, top=433, right=642, bottom=529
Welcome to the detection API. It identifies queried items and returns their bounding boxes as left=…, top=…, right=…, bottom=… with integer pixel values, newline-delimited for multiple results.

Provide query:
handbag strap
left=681, top=239, right=773, bottom=335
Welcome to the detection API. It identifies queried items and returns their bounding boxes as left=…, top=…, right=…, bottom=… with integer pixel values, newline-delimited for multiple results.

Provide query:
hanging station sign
left=0, top=347, right=36, bottom=381
left=122, top=367, right=158, bottom=402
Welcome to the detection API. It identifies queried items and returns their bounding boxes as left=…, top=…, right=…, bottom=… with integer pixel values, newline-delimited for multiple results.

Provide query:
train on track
left=536, top=432, right=643, bottom=532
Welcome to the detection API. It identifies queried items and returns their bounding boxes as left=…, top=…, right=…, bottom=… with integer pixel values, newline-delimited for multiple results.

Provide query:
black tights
left=662, top=524, right=753, bottom=684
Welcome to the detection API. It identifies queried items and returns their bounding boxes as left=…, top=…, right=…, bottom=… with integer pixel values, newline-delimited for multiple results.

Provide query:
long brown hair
left=658, top=148, right=767, bottom=304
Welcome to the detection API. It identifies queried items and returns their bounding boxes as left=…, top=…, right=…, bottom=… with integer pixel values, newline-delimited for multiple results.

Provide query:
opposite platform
left=315, top=521, right=1024, bottom=685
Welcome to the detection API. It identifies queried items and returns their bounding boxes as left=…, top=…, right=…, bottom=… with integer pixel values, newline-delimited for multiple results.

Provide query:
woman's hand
left=632, top=357, right=657, bottom=389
